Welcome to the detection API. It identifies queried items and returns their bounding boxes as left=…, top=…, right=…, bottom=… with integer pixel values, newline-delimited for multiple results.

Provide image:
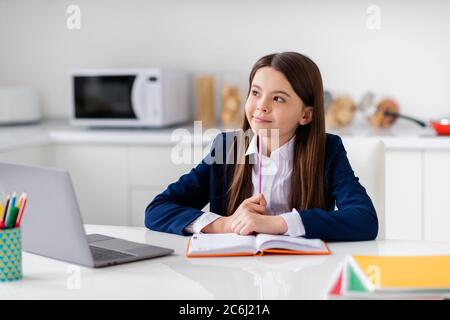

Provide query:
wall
left=0, top=0, right=449, bottom=121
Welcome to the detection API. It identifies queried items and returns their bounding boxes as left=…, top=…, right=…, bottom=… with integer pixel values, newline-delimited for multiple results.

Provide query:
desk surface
left=3, top=225, right=450, bottom=299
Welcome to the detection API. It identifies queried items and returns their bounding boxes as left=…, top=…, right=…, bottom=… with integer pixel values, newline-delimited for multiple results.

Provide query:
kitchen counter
left=1, top=119, right=450, bottom=152
left=328, top=121, right=450, bottom=150
left=0, top=120, right=218, bottom=152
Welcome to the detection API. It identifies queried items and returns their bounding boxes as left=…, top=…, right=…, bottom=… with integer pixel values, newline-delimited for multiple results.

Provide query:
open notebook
left=186, top=233, right=330, bottom=257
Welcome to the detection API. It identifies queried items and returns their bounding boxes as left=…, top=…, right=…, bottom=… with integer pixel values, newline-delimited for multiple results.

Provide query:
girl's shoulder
left=325, top=133, right=343, bottom=149
left=207, top=131, right=239, bottom=164
left=325, top=133, right=345, bottom=160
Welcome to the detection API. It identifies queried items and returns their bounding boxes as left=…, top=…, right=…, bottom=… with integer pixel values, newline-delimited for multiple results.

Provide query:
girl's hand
left=230, top=213, right=287, bottom=236
left=201, top=193, right=266, bottom=234
left=227, top=193, right=267, bottom=233
left=201, top=193, right=287, bottom=235
left=228, top=193, right=287, bottom=235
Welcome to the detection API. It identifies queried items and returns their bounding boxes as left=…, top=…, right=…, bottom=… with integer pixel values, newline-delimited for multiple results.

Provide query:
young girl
left=145, top=52, right=378, bottom=241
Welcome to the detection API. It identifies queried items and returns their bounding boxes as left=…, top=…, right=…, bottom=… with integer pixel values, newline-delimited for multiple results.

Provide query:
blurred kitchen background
left=0, top=0, right=449, bottom=240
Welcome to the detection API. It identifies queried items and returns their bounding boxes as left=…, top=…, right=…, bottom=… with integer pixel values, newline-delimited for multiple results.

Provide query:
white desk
left=3, top=225, right=450, bottom=299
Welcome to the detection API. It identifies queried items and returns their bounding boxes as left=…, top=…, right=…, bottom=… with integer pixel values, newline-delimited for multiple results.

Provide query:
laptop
left=0, top=161, right=174, bottom=268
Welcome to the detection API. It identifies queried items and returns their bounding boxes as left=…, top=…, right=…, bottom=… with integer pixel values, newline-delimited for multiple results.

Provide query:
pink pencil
left=15, top=194, right=27, bottom=228
left=258, top=136, right=262, bottom=194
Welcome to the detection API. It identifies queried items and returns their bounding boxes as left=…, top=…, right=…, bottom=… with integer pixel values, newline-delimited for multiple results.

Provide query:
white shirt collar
left=245, top=134, right=295, bottom=161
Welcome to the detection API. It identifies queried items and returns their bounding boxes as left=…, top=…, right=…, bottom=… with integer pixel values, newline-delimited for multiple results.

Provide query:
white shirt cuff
left=184, top=212, right=222, bottom=234
left=280, top=208, right=306, bottom=237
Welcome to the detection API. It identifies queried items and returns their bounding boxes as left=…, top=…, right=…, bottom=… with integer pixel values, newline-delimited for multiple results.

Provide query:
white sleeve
left=184, top=212, right=223, bottom=234
left=279, top=208, right=306, bottom=237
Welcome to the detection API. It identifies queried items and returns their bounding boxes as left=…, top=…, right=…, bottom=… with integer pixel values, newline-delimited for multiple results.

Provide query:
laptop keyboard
left=90, top=245, right=134, bottom=262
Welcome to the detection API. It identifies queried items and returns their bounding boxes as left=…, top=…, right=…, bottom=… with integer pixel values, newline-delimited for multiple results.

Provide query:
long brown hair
left=226, top=52, right=328, bottom=216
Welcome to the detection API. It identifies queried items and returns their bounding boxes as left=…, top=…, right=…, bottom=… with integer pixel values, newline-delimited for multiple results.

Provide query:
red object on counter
left=431, top=121, right=450, bottom=136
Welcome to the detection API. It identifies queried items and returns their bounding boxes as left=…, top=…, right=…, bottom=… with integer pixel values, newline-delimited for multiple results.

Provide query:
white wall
left=0, top=0, right=449, bottom=121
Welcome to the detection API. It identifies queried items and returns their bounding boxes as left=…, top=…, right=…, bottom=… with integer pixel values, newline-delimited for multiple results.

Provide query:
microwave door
left=131, top=75, right=147, bottom=121
left=74, top=75, right=137, bottom=119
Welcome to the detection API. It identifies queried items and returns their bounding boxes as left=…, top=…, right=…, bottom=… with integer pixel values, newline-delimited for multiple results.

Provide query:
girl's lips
left=252, top=116, right=272, bottom=123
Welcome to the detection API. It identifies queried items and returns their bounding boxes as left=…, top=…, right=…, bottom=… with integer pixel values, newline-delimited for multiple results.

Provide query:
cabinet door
left=130, top=187, right=162, bottom=227
left=385, top=150, right=423, bottom=240
left=0, top=145, right=53, bottom=167
left=129, top=145, right=206, bottom=187
left=129, top=144, right=210, bottom=228
left=131, top=187, right=211, bottom=228
left=424, top=151, right=450, bottom=241
left=53, top=145, right=128, bottom=226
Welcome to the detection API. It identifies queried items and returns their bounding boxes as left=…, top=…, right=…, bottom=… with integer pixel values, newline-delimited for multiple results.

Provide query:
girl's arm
left=298, top=136, right=379, bottom=241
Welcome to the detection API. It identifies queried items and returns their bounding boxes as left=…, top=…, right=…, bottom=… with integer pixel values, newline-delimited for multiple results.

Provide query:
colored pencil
left=1, top=194, right=11, bottom=228
left=15, top=194, right=28, bottom=228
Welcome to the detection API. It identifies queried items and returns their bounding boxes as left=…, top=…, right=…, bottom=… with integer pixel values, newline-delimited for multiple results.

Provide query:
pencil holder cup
left=0, top=227, right=22, bottom=282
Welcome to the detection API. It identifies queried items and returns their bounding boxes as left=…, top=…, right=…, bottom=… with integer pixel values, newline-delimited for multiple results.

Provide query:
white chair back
left=340, top=137, right=385, bottom=240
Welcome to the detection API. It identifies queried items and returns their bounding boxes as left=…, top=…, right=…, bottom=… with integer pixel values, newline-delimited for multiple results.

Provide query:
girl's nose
left=256, top=105, right=269, bottom=113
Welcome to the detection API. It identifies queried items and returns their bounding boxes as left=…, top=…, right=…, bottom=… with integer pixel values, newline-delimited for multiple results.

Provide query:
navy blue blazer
left=145, top=132, right=378, bottom=241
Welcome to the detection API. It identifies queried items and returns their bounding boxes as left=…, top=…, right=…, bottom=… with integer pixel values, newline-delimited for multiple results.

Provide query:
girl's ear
left=299, top=106, right=314, bottom=125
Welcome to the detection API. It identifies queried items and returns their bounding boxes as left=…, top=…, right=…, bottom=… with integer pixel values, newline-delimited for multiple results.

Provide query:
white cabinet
left=385, top=150, right=423, bottom=240
left=130, top=187, right=162, bottom=227
left=385, top=149, right=450, bottom=241
left=129, top=145, right=200, bottom=187
left=53, top=145, right=128, bottom=226
left=0, top=142, right=210, bottom=227
left=0, top=144, right=53, bottom=167
left=128, top=144, right=207, bottom=227
left=423, top=151, right=450, bottom=241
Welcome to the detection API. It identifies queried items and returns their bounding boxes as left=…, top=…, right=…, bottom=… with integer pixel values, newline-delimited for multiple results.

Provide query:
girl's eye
left=274, top=96, right=285, bottom=103
left=251, top=90, right=259, bottom=96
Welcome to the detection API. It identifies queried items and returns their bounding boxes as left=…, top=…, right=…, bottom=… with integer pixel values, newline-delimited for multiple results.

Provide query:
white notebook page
left=189, top=233, right=256, bottom=253
left=255, top=234, right=323, bottom=251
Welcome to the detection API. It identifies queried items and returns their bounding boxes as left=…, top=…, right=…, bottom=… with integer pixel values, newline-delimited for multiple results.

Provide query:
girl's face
left=245, top=66, right=313, bottom=144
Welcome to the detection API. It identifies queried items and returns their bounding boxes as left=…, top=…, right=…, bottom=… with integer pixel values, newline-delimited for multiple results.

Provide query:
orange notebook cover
left=185, top=233, right=330, bottom=258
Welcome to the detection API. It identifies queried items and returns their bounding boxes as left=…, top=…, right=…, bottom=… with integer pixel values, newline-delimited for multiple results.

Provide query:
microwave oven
left=70, top=68, right=191, bottom=127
